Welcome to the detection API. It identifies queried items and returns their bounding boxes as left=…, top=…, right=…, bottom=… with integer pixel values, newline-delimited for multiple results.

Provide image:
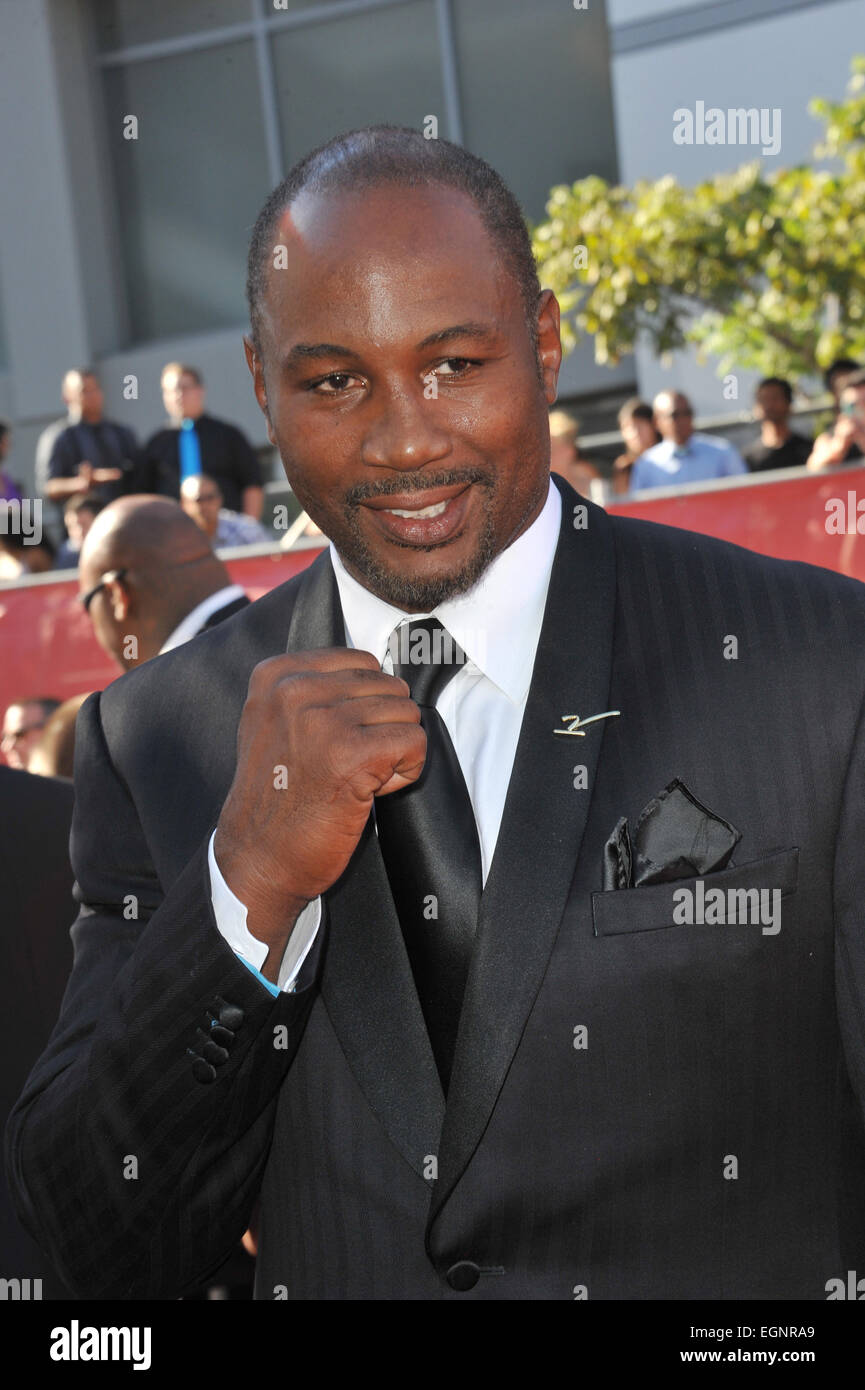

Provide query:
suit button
left=202, top=1041, right=229, bottom=1066
left=446, top=1261, right=480, bottom=1292
left=210, top=1024, right=234, bottom=1047
left=218, top=1003, right=244, bottom=1031
left=192, top=1058, right=217, bottom=1084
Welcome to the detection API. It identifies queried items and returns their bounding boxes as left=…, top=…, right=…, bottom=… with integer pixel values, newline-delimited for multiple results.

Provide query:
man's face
left=162, top=371, right=205, bottom=423
left=1, top=702, right=47, bottom=770
left=655, top=394, right=693, bottom=447
left=65, top=505, right=98, bottom=550
left=755, top=384, right=790, bottom=425
left=245, top=184, right=560, bottom=611
left=78, top=550, right=129, bottom=668
left=181, top=478, right=221, bottom=537
left=620, top=413, right=656, bottom=458
left=67, top=373, right=104, bottom=423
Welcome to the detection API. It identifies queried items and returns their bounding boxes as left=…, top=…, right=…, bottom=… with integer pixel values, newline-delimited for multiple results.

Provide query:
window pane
left=93, top=0, right=250, bottom=52
left=452, top=0, right=619, bottom=220
left=271, top=1, right=445, bottom=165
left=102, top=42, right=270, bottom=340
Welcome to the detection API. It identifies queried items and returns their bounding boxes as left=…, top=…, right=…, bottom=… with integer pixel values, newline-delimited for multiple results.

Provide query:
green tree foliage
left=532, top=58, right=865, bottom=383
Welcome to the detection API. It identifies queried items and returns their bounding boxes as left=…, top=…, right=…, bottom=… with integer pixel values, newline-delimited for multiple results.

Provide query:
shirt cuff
left=207, top=829, right=321, bottom=994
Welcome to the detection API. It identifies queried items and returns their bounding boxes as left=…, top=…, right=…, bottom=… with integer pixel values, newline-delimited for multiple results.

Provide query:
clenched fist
left=213, top=648, right=425, bottom=979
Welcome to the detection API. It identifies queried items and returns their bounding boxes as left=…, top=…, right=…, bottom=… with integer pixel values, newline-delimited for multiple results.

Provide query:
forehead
left=259, top=184, right=515, bottom=356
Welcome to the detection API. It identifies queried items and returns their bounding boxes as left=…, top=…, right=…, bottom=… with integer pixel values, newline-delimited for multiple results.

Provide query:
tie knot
left=387, top=618, right=467, bottom=706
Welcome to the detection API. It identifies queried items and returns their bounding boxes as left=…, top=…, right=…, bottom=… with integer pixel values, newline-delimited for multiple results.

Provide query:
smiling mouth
left=360, top=483, right=475, bottom=547
left=384, top=500, right=449, bottom=519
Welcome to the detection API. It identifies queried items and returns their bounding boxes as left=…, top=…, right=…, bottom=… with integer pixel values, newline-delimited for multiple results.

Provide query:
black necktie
left=374, top=618, right=483, bottom=1093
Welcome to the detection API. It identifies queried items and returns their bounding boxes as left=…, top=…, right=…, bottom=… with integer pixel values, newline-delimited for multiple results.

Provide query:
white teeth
left=386, top=500, right=448, bottom=519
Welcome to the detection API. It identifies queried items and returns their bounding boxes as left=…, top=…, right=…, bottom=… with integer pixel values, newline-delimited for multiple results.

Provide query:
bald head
left=79, top=496, right=232, bottom=671
left=653, top=391, right=694, bottom=446
left=82, top=495, right=211, bottom=574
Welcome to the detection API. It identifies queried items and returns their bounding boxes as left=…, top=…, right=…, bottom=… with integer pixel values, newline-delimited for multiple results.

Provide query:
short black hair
left=618, top=397, right=654, bottom=425
left=246, top=125, right=542, bottom=360
left=823, top=357, right=860, bottom=391
left=756, top=376, right=793, bottom=403
left=840, top=368, right=865, bottom=391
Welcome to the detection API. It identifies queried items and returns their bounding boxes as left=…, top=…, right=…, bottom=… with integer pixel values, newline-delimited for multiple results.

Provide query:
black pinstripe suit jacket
left=7, top=476, right=865, bottom=1299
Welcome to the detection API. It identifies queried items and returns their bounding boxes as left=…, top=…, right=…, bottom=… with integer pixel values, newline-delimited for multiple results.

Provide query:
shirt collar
left=159, top=584, right=246, bottom=654
left=329, top=477, right=561, bottom=703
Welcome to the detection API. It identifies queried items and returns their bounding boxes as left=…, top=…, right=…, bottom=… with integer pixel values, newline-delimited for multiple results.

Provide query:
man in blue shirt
left=629, top=390, right=746, bottom=491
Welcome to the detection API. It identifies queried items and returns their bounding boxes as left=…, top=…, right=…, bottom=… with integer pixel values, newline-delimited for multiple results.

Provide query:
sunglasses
left=77, top=551, right=213, bottom=615
left=78, top=568, right=127, bottom=613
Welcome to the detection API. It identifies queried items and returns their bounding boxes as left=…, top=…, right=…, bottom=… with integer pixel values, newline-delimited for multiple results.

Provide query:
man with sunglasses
left=78, top=494, right=249, bottom=672
left=629, top=390, right=747, bottom=492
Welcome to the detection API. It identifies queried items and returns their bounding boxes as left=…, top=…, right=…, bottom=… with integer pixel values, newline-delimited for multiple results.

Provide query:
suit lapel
left=429, top=479, right=618, bottom=1230
left=286, top=550, right=446, bottom=1177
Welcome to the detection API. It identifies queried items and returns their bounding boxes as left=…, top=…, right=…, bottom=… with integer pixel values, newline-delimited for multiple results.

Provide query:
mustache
left=343, top=468, right=493, bottom=507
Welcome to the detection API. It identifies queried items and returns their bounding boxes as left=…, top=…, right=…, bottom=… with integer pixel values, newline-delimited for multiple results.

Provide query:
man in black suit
left=0, top=767, right=74, bottom=1296
left=77, top=494, right=249, bottom=671
left=7, top=127, right=865, bottom=1301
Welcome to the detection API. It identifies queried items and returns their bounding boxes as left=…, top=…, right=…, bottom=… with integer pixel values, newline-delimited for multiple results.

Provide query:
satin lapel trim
left=429, top=480, right=618, bottom=1231
left=286, top=549, right=446, bottom=1176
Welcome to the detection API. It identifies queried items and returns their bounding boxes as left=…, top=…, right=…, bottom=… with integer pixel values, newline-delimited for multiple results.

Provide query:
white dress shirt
left=208, top=479, right=562, bottom=992
left=159, top=584, right=247, bottom=654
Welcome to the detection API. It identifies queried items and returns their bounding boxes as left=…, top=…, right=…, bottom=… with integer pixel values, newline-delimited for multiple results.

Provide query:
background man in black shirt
left=743, top=376, right=812, bottom=472
left=44, top=369, right=147, bottom=518
left=145, top=362, right=264, bottom=520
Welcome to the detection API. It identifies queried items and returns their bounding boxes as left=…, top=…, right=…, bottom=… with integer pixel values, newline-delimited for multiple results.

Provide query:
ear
left=243, top=335, right=277, bottom=448
left=105, top=575, right=130, bottom=622
left=536, top=290, right=562, bottom=405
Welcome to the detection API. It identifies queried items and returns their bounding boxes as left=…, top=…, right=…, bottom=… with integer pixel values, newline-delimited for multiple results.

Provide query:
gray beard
left=335, top=505, right=498, bottom=611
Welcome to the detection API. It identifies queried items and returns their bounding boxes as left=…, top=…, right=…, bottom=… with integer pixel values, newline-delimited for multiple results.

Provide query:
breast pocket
left=591, top=847, right=798, bottom=938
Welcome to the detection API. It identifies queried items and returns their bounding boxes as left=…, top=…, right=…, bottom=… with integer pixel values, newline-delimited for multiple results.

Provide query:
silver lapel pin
left=553, top=710, right=621, bottom=737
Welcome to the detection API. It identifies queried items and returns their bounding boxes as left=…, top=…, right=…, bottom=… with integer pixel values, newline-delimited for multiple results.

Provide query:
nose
left=360, top=381, right=451, bottom=473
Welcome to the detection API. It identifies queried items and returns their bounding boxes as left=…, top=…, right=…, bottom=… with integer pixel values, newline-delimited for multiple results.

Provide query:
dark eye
left=310, top=372, right=358, bottom=394
left=433, top=358, right=479, bottom=376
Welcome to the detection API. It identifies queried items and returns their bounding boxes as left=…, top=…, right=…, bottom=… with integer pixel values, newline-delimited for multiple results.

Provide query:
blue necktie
left=179, top=419, right=202, bottom=482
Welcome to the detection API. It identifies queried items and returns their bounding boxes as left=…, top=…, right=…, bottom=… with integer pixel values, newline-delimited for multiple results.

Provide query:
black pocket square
left=603, top=779, right=742, bottom=891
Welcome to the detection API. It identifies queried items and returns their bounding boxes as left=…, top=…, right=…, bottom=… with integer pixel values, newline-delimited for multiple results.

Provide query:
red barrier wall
left=3, top=464, right=865, bottom=723
left=608, top=464, right=865, bottom=580
left=0, top=545, right=324, bottom=717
